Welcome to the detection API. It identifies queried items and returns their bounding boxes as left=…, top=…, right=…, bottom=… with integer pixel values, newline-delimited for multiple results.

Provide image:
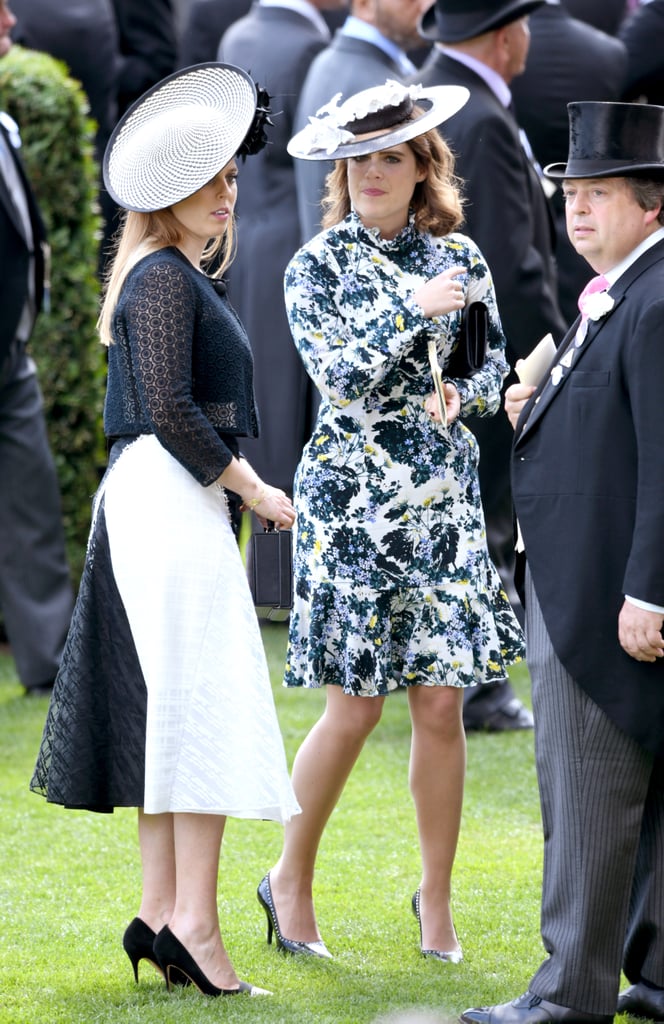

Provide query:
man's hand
left=618, top=600, right=664, bottom=662
left=504, top=381, right=537, bottom=429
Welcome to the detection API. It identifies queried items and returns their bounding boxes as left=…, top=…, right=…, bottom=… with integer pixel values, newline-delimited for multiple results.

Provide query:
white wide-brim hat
left=288, top=80, right=469, bottom=161
left=103, top=62, right=260, bottom=212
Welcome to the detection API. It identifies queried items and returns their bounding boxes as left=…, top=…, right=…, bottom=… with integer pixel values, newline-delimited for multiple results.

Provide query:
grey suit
left=218, top=3, right=329, bottom=493
left=0, top=120, right=73, bottom=691
left=293, top=32, right=408, bottom=242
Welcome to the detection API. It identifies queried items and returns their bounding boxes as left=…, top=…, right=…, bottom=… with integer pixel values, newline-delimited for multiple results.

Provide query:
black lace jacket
left=104, top=246, right=259, bottom=485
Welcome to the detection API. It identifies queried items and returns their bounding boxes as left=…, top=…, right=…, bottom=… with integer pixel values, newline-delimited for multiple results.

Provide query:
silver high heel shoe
left=412, top=888, right=463, bottom=963
left=257, top=874, right=333, bottom=959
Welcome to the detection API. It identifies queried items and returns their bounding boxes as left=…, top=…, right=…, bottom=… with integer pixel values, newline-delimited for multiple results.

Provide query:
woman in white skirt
left=30, top=62, right=299, bottom=997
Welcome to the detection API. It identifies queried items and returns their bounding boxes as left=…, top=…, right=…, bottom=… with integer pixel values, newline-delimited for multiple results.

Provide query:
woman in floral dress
left=257, top=81, right=525, bottom=963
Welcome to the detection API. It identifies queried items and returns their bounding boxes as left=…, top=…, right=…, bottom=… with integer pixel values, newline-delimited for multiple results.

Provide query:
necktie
left=550, top=275, right=611, bottom=386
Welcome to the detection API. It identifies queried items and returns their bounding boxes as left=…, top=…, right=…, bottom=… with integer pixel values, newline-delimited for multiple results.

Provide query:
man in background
left=293, top=0, right=431, bottom=242
left=0, top=0, right=73, bottom=696
left=415, top=0, right=568, bottom=732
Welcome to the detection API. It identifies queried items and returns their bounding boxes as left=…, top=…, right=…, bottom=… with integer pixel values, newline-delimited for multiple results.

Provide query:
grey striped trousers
left=525, top=569, right=664, bottom=1014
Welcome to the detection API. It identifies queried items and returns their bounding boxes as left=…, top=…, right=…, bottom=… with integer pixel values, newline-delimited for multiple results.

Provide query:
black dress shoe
left=464, top=698, right=534, bottom=733
left=24, top=683, right=54, bottom=698
left=460, top=991, right=613, bottom=1024
left=617, top=982, right=664, bottom=1020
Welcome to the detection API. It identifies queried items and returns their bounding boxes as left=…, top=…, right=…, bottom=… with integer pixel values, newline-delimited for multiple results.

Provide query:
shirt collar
left=435, top=44, right=512, bottom=108
left=259, top=0, right=330, bottom=37
left=341, top=15, right=417, bottom=77
left=605, top=226, right=664, bottom=286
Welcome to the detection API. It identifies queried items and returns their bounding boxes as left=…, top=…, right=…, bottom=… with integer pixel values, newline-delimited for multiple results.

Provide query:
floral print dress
left=283, top=212, right=525, bottom=697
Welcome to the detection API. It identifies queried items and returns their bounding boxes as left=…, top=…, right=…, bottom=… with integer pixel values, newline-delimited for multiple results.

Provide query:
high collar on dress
left=348, top=210, right=419, bottom=255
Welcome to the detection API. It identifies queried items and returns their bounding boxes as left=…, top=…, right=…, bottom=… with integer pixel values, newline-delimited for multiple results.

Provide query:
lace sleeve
left=119, top=258, right=234, bottom=485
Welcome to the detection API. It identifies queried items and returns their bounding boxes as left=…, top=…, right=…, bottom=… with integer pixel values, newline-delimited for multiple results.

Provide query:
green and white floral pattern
left=284, top=213, right=524, bottom=696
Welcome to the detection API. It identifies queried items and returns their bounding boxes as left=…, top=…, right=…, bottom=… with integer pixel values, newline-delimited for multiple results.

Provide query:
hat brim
left=288, top=85, right=469, bottom=161
left=103, top=62, right=257, bottom=213
left=419, top=0, right=545, bottom=42
left=544, top=159, right=664, bottom=180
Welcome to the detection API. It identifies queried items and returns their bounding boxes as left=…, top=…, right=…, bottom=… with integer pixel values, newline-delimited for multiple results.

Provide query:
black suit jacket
left=0, top=121, right=45, bottom=366
left=415, top=51, right=567, bottom=363
left=10, top=0, right=119, bottom=160
left=512, top=238, right=664, bottom=755
left=217, top=3, right=330, bottom=491
left=178, top=0, right=251, bottom=67
left=619, top=0, right=664, bottom=104
left=562, top=0, right=627, bottom=36
left=511, top=4, right=628, bottom=323
left=111, top=0, right=177, bottom=114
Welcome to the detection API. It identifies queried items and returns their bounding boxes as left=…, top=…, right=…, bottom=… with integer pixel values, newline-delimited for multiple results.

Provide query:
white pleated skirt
left=32, top=435, right=300, bottom=823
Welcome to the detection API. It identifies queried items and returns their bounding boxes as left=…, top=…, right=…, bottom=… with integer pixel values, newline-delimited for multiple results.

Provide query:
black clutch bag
left=445, top=301, right=489, bottom=378
left=246, top=523, right=293, bottom=622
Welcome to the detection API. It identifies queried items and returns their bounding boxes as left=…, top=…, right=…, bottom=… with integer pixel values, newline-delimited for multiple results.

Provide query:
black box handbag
left=445, top=300, right=489, bottom=378
left=246, top=523, right=293, bottom=622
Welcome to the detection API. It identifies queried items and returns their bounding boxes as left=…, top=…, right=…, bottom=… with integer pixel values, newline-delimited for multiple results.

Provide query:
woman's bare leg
left=268, top=685, right=385, bottom=941
left=166, top=812, right=240, bottom=990
left=408, top=684, right=465, bottom=953
left=137, top=809, right=176, bottom=932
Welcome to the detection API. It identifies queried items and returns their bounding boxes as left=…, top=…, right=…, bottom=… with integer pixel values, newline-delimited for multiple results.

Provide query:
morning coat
left=512, top=238, right=664, bottom=755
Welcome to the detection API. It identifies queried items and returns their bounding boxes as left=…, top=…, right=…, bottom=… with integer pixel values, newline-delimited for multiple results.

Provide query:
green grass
left=0, top=631, right=544, bottom=1024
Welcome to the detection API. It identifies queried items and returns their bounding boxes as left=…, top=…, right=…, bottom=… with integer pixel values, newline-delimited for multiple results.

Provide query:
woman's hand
left=425, top=382, right=461, bottom=426
left=414, top=266, right=466, bottom=318
left=241, top=484, right=296, bottom=530
left=504, top=382, right=537, bottom=430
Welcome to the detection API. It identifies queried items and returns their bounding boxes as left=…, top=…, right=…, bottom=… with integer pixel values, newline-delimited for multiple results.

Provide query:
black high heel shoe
left=257, top=874, right=332, bottom=959
left=411, top=889, right=463, bottom=963
left=122, top=918, right=191, bottom=986
left=152, top=925, right=271, bottom=996
left=122, top=918, right=163, bottom=982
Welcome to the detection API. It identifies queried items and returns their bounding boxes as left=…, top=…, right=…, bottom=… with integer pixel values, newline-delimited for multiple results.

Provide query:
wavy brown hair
left=321, top=114, right=465, bottom=236
left=98, top=208, right=235, bottom=347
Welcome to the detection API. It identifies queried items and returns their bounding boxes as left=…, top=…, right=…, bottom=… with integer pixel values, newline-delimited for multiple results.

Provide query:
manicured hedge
left=0, top=46, right=106, bottom=581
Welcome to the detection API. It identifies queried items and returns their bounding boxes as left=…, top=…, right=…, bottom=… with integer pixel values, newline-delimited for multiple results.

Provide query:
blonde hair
left=97, top=208, right=236, bottom=347
left=321, top=118, right=465, bottom=236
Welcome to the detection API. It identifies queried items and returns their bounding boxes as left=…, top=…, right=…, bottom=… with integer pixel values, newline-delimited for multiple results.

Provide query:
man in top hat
left=415, top=0, right=567, bottom=733
left=460, top=100, right=664, bottom=1024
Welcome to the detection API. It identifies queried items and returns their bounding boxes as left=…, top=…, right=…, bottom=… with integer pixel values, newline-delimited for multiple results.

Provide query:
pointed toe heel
left=257, top=874, right=332, bottom=959
left=411, top=889, right=463, bottom=964
left=122, top=917, right=162, bottom=982
left=153, top=925, right=270, bottom=996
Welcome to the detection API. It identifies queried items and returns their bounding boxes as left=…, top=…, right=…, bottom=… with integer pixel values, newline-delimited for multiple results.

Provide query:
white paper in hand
left=516, top=333, right=557, bottom=387
left=427, top=335, right=447, bottom=428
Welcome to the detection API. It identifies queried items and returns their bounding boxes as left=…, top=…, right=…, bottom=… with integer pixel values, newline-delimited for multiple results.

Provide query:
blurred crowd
left=4, top=0, right=663, bottom=710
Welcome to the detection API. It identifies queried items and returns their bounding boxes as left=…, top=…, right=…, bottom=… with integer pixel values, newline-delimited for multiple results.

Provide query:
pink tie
left=578, top=274, right=610, bottom=319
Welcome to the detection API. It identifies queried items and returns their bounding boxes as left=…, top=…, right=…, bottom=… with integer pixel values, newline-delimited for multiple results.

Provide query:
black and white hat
left=287, top=79, right=469, bottom=162
left=103, top=62, right=271, bottom=212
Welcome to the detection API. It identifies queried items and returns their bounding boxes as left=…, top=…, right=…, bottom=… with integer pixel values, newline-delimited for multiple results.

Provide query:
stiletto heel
left=153, top=925, right=271, bottom=996
left=257, top=874, right=333, bottom=959
left=122, top=917, right=163, bottom=982
left=411, top=889, right=463, bottom=963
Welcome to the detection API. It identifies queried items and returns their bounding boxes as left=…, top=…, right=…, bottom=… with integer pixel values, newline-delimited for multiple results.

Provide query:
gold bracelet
left=245, top=488, right=266, bottom=511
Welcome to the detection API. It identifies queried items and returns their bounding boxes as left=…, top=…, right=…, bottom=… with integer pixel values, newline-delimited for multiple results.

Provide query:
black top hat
left=544, top=101, right=664, bottom=180
left=419, top=0, right=545, bottom=43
